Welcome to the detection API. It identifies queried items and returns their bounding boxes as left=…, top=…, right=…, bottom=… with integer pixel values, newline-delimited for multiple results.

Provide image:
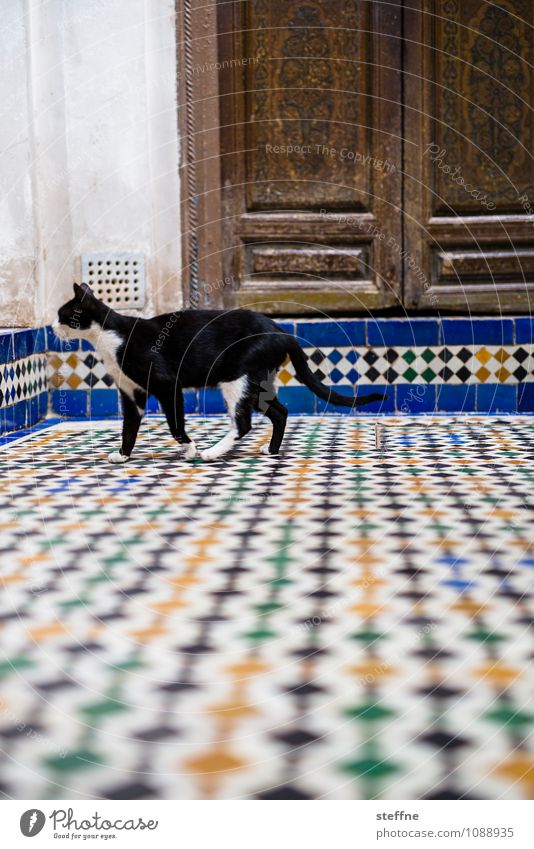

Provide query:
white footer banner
left=2, top=800, right=533, bottom=848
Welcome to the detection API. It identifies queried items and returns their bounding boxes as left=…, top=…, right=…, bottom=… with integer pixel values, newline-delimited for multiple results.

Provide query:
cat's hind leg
left=201, top=376, right=251, bottom=461
left=260, top=396, right=288, bottom=455
left=255, top=371, right=288, bottom=455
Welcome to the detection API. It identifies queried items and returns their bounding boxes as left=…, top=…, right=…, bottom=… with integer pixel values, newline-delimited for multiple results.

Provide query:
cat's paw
left=260, top=443, right=279, bottom=456
left=183, top=442, right=198, bottom=460
left=200, top=446, right=219, bottom=461
left=108, top=451, right=128, bottom=464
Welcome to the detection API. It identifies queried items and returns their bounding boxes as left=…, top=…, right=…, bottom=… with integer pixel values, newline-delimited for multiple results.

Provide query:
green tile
left=421, top=367, right=436, bottom=383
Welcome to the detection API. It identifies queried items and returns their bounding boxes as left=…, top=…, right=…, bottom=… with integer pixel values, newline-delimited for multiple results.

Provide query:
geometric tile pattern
left=48, top=345, right=534, bottom=394
left=0, top=416, right=533, bottom=800
left=278, top=345, right=534, bottom=386
left=0, top=355, right=47, bottom=407
left=47, top=351, right=114, bottom=390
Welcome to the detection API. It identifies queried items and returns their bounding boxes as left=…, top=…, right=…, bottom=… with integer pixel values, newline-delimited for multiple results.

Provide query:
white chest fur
left=90, top=326, right=142, bottom=401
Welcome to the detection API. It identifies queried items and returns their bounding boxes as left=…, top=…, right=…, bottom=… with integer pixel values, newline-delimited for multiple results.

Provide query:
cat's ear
left=73, top=282, right=92, bottom=299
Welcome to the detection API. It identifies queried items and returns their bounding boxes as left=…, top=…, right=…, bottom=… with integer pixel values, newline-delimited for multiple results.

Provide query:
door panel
left=246, top=0, right=370, bottom=210
left=404, top=0, right=534, bottom=311
left=218, top=0, right=403, bottom=313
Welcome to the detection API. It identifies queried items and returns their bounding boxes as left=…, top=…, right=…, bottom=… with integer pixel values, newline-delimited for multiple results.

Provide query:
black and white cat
left=54, top=284, right=386, bottom=462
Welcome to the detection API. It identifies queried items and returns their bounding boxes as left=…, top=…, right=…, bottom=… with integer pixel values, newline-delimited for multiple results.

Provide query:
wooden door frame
left=177, top=0, right=224, bottom=308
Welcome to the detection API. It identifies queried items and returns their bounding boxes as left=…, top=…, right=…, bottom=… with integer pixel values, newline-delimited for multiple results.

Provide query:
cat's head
left=53, top=283, right=101, bottom=340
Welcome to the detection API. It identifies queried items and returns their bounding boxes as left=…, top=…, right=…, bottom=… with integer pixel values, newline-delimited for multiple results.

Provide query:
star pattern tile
left=0, top=416, right=533, bottom=800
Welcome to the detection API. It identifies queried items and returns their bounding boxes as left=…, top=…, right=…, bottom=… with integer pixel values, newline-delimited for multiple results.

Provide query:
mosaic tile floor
left=0, top=416, right=533, bottom=800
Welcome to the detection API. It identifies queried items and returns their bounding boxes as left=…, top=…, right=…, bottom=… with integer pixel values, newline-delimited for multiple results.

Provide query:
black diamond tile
left=513, top=366, right=528, bottom=381
left=310, top=350, right=325, bottom=365
left=84, top=372, right=99, bottom=387
left=0, top=723, right=46, bottom=740
left=514, top=347, right=529, bottom=363
left=84, top=353, right=98, bottom=368
left=256, top=784, right=314, bottom=800
left=363, top=350, right=378, bottom=365
left=283, top=681, right=325, bottom=697
left=273, top=729, right=320, bottom=748
left=456, top=366, right=471, bottom=382
left=133, top=725, right=179, bottom=742
left=438, top=366, right=454, bottom=382
left=417, top=684, right=463, bottom=700
left=457, top=347, right=473, bottom=364
left=103, top=782, right=160, bottom=800
left=423, top=787, right=479, bottom=801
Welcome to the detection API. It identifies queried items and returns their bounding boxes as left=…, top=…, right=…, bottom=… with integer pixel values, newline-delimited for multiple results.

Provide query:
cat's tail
left=286, top=338, right=387, bottom=408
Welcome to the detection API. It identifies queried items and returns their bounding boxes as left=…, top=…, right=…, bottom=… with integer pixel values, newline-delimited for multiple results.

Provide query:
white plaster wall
left=0, top=2, right=36, bottom=325
left=0, top=0, right=182, bottom=327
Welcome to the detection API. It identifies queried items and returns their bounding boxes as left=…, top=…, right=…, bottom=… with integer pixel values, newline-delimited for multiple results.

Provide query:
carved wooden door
left=217, top=0, right=403, bottom=314
left=404, top=0, right=534, bottom=312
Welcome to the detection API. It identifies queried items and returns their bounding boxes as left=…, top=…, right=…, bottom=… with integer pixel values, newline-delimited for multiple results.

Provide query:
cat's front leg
left=109, top=391, right=146, bottom=463
left=178, top=440, right=198, bottom=460
left=159, top=385, right=198, bottom=459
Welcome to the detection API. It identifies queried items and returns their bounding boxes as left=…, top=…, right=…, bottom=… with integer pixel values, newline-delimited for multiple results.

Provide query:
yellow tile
left=67, top=373, right=83, bottom=389
left=495, top=367, right=511, bottom=383
left=184, top=747, right=246, bottom=776
left=494, top=755, right=534, bottom=797
left=494, top=347, right=510, bottom=363
left=474, top=662, right=521, bottom=685
left=208, top=700, right=258, bottom=722
left=225, top=659, right=270, bottom=678
left=349, top=602, right=388, bottom=618
left=475, top=366, right=491, bottom=383
left=475, top=348, right=492, bottom=364
left=348, top=660, right=395, bottom=679
left=277, top=368, right=293, bottom=385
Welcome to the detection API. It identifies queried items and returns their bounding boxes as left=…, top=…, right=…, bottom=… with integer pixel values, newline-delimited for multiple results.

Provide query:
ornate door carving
left=404, top=0, right=534, bottom=312
left=181, top=1, right=533, bottom=313
left=217, top=0, right=402, bottom=313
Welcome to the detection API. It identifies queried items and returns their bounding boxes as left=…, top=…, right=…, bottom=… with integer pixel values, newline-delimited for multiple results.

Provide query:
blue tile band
left=2, top=318, right=534, bottom=434
left=0, top=335, right=48, bottom=433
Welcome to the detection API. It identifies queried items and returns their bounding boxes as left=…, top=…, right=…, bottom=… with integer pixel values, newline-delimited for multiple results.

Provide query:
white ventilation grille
left=81, top=253, right=146, bottom=309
